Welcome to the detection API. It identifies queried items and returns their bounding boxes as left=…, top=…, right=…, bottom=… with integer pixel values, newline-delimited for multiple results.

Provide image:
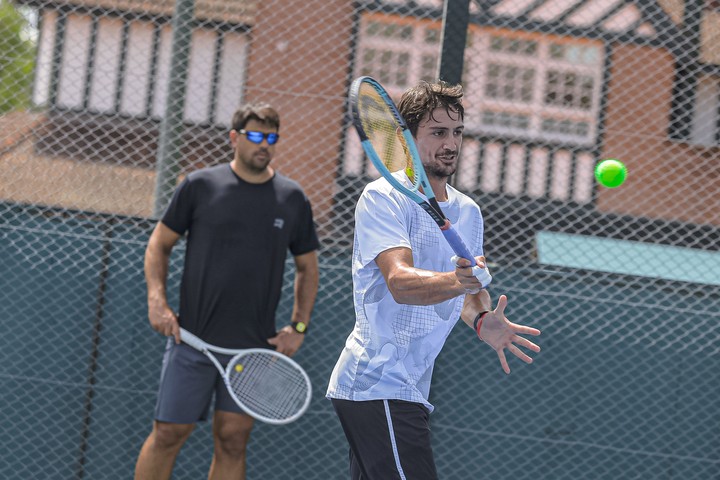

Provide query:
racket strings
left=227, top=352, right=309, bottom=421
left=357, top=84, right=418, bottom=189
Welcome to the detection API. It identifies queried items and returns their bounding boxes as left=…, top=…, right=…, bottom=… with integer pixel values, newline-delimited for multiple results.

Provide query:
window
left=356, top=15, right=441, bottom=92
left=349, top=14, right=603, bottom=202
left=465, top=32, right=604, bottom=145
left=544, top=71, right=595, bottom=110
left=33, top=10, right=248, bottom=126
left=689, top=75, right=720, bottom=146
left=485, top=63, right=535, bottom=102
left=357, top=22, right=603, bottom=145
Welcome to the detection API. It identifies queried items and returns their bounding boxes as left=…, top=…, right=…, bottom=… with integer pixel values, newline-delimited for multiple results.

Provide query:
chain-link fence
left=1, top=0, right=719, bottom=478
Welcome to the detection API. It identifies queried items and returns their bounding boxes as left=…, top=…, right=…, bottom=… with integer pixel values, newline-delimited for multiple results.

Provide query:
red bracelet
left=473, top=311, right=489, bottom=337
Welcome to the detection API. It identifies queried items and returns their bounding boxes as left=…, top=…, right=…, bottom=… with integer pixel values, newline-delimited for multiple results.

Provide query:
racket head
left=348, top=77, right=479, bottom=264
left=224, top=348, right=312, bottom=425
left=349, top=76, right=422, bottom=191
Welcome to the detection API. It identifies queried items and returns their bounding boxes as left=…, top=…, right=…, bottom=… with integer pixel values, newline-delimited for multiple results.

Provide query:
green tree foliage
left=0, top=0, right=35, bottom=114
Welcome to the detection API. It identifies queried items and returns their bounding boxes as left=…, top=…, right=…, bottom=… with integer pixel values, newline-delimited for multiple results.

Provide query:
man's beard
left=424, top=155, right=457, bottom=179
left=239, top=151, right=271, bottom=172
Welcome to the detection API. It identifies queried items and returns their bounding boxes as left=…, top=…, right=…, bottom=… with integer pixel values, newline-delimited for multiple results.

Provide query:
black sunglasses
left=238, top=129, right=280, bottom=145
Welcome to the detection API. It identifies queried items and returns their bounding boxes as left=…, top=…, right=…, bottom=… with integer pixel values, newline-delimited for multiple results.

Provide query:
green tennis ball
left=405, top=165, right=414, bottom=182
left=594, top=159, right=627, bottom=188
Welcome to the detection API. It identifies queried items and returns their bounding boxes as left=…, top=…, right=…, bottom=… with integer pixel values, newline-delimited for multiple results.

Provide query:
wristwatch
left=291, top=321, right=308, bottom=334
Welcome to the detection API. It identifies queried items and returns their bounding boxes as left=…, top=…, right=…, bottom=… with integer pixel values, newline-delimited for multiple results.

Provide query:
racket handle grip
left=445, top=227, right=493, bottom=288
left=442, top=226, right=475, bottom=262
left=180, top=328, right=205, bottom=351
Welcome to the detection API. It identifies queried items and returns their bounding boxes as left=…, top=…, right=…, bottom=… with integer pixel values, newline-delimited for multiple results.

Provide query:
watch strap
left=291, top=321, right=308, bottom=334
left=473, top=311, right=489, bottom=336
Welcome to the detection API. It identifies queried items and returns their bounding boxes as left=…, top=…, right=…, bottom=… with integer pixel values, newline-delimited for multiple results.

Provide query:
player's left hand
left=268, top=326, right=305, bottom=356
left=477, top=295, right=541, bottom=374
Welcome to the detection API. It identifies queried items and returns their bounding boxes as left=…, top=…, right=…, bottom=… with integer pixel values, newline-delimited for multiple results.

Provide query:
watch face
left=294, top=322, right=307, bottom=333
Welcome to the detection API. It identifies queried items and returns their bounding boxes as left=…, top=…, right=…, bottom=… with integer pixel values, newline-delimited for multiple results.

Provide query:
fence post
left=152, top=0, right=195, bottom=218
left=438, top=0, right=470, bottom=85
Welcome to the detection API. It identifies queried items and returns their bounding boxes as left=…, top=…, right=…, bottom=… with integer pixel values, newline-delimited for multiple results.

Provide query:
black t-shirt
left=162, top=164, right=319, bottom=348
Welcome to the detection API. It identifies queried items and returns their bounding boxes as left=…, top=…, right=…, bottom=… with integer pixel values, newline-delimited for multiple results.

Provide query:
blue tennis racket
left=349, top=76, right=491, bottom=287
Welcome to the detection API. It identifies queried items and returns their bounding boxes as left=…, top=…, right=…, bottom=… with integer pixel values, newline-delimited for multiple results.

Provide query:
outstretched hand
left=477, top=295, right=541, bottom=374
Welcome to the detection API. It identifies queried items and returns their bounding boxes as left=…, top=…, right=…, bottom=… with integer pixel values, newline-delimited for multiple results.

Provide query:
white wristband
left=451, top=255, right=493, bottom=288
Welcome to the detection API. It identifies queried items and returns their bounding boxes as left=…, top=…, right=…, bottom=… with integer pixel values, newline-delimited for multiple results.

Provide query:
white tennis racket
left=180, top=328, right=312, bottom=425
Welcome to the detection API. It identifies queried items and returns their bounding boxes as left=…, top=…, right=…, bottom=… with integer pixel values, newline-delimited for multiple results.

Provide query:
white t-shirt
left=326, top=173, right=485, bottom=412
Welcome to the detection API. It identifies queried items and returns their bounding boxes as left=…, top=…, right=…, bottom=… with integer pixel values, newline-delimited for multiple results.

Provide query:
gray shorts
left=154, top=339, right=245, bottom=423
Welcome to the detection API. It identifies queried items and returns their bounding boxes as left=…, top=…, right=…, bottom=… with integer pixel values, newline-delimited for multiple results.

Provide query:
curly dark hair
left=397, top=80, right=464, bottom=135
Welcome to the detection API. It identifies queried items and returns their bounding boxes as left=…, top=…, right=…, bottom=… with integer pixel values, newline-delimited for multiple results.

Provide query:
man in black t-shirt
left=135, top=103, right=320, bottom=480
